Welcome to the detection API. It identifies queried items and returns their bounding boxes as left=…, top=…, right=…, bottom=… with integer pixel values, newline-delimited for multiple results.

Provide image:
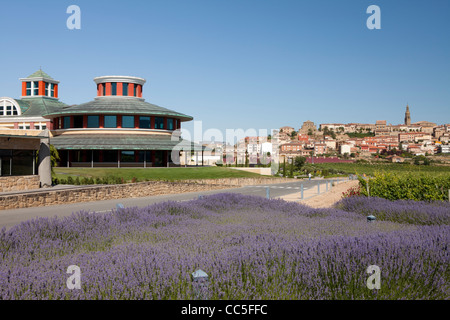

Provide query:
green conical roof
left=27, top=69, right=53, bottom=79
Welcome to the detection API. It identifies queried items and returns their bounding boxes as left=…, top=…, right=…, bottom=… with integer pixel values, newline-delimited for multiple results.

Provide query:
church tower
left=404, top=104, right=411, bottom=125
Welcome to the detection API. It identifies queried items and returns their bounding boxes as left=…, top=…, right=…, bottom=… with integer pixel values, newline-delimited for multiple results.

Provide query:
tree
left=289, top=160, right=294, bottom=178
left=294, top=156, right=306, bottom=171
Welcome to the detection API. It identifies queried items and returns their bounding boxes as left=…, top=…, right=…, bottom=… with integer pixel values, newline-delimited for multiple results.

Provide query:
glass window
left=51, top=83, right=55, bottom=97
left=139, top=116, right=150, bottom=129
left=122, top=115, right=134, bottom=128
left=45, top=83, right=49, bottom=96
left=121, top=151, right=135, bottom=162
left=111, top=82, right=117, bottom=96
left=103, top=150, right=118, bottom=162
left=63, top=116, right=71, bottom=129
left=87, top=115, right=99, bottom=128
left=155, top=117, right=164, bottom=129
left=167, top=118, right=174, bottom=130
left=26, top=82, right=31, bottom=96
left=103, top=84, right=106, bottom=96
left=134, top=85, right=137, bottom=97
left=138, top=151, right=151, bottom=162
left=123, top=83, right=128, bottom=96
left=104, top=115, right=117, bottom=128
left=73, top=116, right=84, bottom=128
left=33, top=82, right=39, bottom=96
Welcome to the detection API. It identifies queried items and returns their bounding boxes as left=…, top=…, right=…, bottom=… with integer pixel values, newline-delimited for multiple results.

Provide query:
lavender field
left=0, top=193, right=448, bottom=300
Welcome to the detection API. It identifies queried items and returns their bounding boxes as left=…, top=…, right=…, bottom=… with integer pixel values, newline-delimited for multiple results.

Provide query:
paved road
left=0, top=179, right=339, bottom=230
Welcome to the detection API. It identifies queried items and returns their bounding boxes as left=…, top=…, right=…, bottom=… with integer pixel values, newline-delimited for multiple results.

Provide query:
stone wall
left=0, top=175, right=40, bottom=193
left=0, top=177, right=294, bottom=210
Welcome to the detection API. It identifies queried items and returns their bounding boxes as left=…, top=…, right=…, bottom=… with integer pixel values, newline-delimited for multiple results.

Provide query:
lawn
left=53, top=166, right=274, bottom=182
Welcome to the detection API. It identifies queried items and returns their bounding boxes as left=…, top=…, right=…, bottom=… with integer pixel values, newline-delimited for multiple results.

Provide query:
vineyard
left=311, top=163, right=450, bottom=201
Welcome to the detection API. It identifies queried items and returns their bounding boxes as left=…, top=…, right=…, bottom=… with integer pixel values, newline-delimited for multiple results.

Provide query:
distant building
left=386, top=155, right=405, bottom=163
left=299, top=120, right=317, bottom=135
left=279, top=126, right=295, bottom=135
left=439, top=145, right=450, bottom=153
left=405, top=105, right=411, bottom=125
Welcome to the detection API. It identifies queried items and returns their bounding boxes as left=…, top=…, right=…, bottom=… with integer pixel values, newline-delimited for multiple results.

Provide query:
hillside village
left=196, top=105, right=450, bottom=166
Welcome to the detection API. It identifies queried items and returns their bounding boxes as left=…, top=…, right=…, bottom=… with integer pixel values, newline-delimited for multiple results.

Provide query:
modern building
left=1, top=71, right=203, bottom=168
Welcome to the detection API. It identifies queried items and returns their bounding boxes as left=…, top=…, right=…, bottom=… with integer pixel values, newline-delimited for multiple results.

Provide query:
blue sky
left=1, top=0, right=449, bottom=135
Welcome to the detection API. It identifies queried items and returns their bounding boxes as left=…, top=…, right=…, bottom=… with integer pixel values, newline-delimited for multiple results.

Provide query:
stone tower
left=404, top=104, right=411, bottom=126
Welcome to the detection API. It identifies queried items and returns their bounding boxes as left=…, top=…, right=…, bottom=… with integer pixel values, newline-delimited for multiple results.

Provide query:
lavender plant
left=335, top=196, right=450, bottom=225
left=0, top=194, right=448, bottom=300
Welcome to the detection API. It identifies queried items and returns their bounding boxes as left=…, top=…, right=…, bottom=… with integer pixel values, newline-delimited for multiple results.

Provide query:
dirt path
left=280, top=180, right=360, bottom=208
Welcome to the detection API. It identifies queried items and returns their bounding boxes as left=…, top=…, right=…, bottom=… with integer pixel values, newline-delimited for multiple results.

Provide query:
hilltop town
left=196, top=105, right=449, bottom=166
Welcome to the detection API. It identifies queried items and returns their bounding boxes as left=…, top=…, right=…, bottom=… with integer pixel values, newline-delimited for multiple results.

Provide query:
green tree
left=294, top=156, right=306, bottom=171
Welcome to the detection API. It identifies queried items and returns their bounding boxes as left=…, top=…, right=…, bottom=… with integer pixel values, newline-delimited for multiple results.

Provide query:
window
left=73, top=116, right=84, bottom=128
left=122, top=115, right=134, bottom=128
left=134, top=85, right=137, bottom=97
left=104, top=115, right=117, bottom=128
left=63, top=116, right=71, bottom=129
left=139, top=116, right=150, bottom=129
left=0, top=98, right=21, bottom=116
left=18, top=124, right=31, bottom=130
left=33, top=81, right=39, bottom=96
left=45, top=83, right=55, bottom=97
left=34, top=123, right=47, bottom=130
left=111, top=82, right=117, bottom=96
left=103, top=84, right=106, bottom=96
left=103, top=150, right=118, bottom=162
left=26, top=82, right=32, bottom=96
left=123, top=83, right=128, bottom=96
left=138, top=151, right=151, bottom=162
left=155, top=117, right=164, bottom=129
left=121, top=151, right=135, bottom=162
left=87, top=115, right=99, bottom=128
left=167, top=118, right=174, bottom=130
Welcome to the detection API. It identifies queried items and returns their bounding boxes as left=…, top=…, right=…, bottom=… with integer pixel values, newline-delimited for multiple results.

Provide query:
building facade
left=1, top=71, right=202, bottom=168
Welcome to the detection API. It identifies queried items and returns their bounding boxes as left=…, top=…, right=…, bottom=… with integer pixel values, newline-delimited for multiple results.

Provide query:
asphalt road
left=0, top=179, right=337, bottom=230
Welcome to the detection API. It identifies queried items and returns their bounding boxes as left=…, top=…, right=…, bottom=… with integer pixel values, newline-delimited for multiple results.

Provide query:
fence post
left=266, top=187, right=270, bottom=199
left=301, top=183, right=304, bottom=199
left=326, top=180, right=328, bottom=191
left=317, top=181, right=320, bottom=195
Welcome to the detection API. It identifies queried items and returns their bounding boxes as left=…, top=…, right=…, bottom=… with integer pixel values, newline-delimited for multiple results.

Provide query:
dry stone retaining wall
left=0, top=176, right=40, bottom=193
left=0, top=177, right=293, bottom=210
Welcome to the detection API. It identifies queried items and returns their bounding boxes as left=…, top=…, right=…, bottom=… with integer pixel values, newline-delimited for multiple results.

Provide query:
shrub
left=342, top=186, right=361, bottom=198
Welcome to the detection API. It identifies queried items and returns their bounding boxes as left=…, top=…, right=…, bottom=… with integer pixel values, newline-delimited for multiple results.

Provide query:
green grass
left=53, top=166, right=275, bottom=182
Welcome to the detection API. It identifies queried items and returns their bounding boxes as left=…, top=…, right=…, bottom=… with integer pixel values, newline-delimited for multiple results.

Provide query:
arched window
left=0, top=98, right=21, bottom=116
